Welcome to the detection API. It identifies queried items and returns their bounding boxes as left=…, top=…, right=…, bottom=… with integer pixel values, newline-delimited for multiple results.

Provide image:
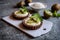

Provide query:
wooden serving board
left=2, top=16, right=53, bottom=37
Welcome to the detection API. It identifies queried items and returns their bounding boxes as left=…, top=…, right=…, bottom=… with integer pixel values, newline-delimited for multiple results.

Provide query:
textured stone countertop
left=0, top=0, right=60, bottom=40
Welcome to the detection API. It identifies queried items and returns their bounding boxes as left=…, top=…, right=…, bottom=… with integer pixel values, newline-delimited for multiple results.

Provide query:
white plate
left=2, top=16, right=53, bottom=37
left=29, top=2, right=47, bottom=9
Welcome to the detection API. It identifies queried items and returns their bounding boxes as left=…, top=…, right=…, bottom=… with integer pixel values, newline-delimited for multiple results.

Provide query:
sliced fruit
left=32, top=13, right=43, bottom=21
left=44, top=10, right=53, bottom=19
left=26, top=13, right=43, bottom=24
left=19, top=7, right=28, bottom=14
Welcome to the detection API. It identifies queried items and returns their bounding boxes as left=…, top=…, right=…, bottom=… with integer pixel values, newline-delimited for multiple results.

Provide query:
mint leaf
left=53, top=11, right=57, bottom=17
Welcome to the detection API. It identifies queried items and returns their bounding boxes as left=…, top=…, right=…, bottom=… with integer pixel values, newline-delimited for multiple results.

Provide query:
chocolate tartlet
left=22, top=13, right=43, bottom=30
left=13, top=7, right=29, bottom=19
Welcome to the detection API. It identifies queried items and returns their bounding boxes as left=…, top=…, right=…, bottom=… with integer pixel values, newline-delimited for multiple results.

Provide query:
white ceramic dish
left=29, top=2, right=47, bottom=10
left=2, top=16, right=53, bottom=37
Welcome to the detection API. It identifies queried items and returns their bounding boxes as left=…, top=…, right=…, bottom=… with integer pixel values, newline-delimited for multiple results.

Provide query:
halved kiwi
left=44, top=10, right=53, bottom=19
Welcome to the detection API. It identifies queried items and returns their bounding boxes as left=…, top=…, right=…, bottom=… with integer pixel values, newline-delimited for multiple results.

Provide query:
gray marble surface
left=0, top=0, right=60, bottom=40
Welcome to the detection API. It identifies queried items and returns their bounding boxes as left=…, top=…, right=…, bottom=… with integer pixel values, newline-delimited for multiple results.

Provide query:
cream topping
left=24, top=18, right=41, bottom=26
left=30, top=2, right=46, bottom=9
left=14, top=11, right=28, bottom=17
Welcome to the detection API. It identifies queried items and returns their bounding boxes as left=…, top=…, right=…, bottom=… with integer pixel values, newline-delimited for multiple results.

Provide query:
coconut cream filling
left=14, top=11, right=28, bottom=17
left=31, top=3, right=46, bottom=9
left=24, top=18, right=41, bottom=26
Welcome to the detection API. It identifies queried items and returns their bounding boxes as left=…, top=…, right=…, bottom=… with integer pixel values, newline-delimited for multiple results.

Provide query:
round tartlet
left=13, top=10, right=29, bottom=19
left=22, top=14, right=42, bottom=30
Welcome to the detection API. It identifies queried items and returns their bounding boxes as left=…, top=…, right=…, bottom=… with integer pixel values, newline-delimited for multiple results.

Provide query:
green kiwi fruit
left=17, top=1, right=25, bottom=7
left=44, top=10, right=53, bottom=19
left=51, top=4, right=60, bottom=12
left=25, top=0, right=32, bottom=6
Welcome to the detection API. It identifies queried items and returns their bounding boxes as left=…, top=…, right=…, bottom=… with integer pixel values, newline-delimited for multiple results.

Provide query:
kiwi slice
left=19, top=7, right=28, bottom=14
left=27, top=13, right=43, bottom=24
left=16, top=11, right=22, bottom=14
left=32, top=13, right=43, bottom=21
left=44, top=10, right=53, bottom=19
